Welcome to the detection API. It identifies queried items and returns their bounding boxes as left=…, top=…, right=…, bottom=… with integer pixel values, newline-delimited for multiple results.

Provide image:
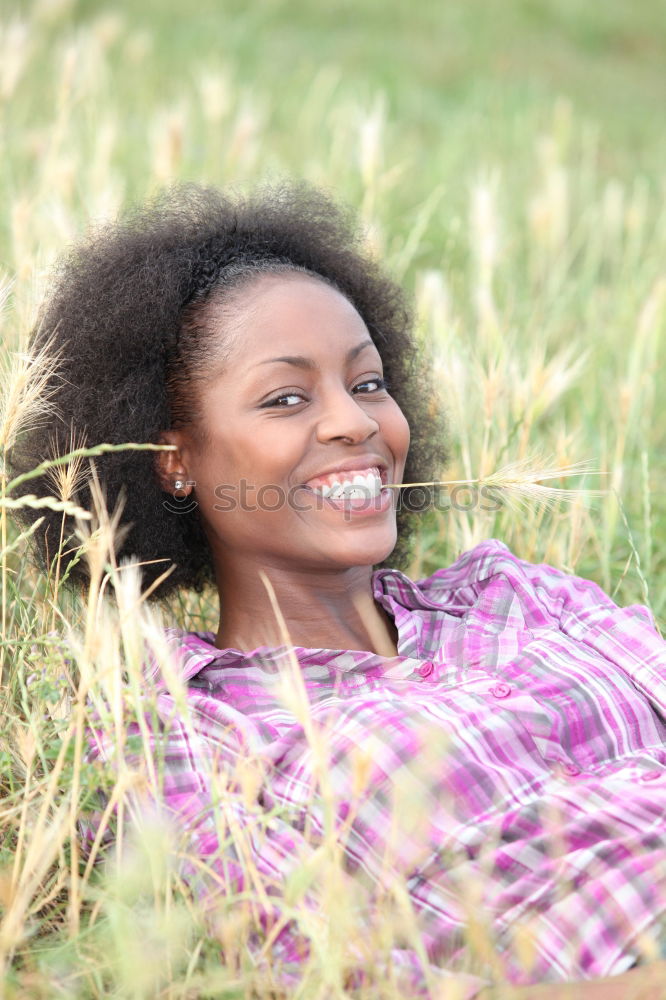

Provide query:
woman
left=12, top=183, right=666, bottom=998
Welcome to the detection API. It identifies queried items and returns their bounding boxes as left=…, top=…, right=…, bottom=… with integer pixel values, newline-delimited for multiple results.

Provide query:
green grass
left=1, top=0, right=666, bottom=995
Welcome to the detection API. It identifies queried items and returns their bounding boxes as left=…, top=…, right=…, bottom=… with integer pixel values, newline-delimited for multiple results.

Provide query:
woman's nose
left=315, top=386, right=379, bottom=444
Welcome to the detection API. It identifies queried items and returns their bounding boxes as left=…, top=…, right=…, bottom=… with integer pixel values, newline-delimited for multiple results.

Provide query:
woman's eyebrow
left=254, top=339, right=375, bottom=371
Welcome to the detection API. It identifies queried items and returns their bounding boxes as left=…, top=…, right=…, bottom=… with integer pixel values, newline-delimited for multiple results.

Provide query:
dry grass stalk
left=388, top=457, right=603, bottom=511
left=44, top=427, right=89, bottom=505
left=0, top=331, right=62, bottom=465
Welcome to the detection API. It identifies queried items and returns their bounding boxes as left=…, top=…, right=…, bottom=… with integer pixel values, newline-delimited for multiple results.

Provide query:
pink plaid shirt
left=84, top=539, right=666, bottom=995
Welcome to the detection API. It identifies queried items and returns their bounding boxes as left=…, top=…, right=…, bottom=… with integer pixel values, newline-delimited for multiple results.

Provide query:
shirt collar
left=148, top=565, right=441, bottom=686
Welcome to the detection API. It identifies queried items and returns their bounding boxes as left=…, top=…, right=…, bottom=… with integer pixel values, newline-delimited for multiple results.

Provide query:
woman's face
left=171, top=273, right=411, bottom=573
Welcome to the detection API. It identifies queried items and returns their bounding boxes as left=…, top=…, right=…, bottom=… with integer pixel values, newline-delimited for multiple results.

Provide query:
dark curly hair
left=10, top=181, right=449, bottom=598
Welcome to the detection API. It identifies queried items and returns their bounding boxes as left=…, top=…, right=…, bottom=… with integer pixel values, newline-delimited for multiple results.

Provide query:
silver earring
left=174, top=480, right=185, bottom=490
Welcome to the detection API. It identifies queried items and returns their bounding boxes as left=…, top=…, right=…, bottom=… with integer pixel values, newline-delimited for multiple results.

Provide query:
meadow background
left=1, top=0, right=665, bottom=996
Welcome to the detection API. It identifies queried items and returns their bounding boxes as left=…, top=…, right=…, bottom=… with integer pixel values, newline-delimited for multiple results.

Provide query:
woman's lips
left=322, top=487, right=394, bottom=515
left=302, top=466, right=388, bottom=493
left=294, top=466, right=393, bottom=518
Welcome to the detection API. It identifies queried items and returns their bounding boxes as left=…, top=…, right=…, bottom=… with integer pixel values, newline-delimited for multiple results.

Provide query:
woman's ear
left=154, top=430, right=190, bottom=493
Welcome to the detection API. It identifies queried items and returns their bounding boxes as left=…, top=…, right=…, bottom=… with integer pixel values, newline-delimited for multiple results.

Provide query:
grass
left=1, top=0, right=666, bottom=995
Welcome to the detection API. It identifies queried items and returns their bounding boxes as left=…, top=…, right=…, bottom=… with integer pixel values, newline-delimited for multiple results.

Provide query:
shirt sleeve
left=80, top=690, right=489, bottom=999
left=515, top=555, right=666, bottom=716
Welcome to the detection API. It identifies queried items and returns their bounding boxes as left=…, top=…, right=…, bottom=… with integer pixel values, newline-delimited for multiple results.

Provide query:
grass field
left=1, top=0, right=666, bottom=995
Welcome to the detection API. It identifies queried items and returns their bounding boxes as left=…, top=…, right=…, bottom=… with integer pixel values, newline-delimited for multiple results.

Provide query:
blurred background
left=0, top=4, right=665, bottom=994
left=2, top=0, right=665, bottom=617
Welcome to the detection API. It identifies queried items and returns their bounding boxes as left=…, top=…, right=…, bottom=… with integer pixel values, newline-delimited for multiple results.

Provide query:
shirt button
left=562, top=762, right=580, bottom=777
left=490, top=682, right=511, bottom=698
left=418, top=661, right=435, bottom=679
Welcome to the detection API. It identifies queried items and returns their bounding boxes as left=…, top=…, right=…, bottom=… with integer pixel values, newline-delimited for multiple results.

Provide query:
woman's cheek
left=390, top=402, right=411, bottom=464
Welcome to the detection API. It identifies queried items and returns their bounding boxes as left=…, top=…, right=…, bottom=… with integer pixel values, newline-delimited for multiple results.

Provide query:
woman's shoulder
left=406, top=540, right=659, bottom=643
left=378, top=538, right=618, bottom=620
left=413, top=537, right=548, bottom=599
left=373, top=538, right=542, bottom=615
left=143, top=627, right=236, bottom=686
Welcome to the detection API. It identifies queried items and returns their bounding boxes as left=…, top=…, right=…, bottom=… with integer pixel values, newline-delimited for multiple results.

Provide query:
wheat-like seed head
left=44, top=427, right=89, bottom=503
left=0, top=493, right=91, bottom=519
left=480, top=456, right=604, bottom=511
left=391, top=455, right=604, bottom=511
left=0, top=328, right=63, bottom=467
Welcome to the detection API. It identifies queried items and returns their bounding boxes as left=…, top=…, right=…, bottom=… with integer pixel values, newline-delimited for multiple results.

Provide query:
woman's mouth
left=299, top=466, right=394, bottom=516
left=303, top=465, right=386, bottom=500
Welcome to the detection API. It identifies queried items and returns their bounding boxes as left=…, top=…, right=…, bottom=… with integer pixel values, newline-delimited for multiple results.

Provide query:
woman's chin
left=305, top=529, right=397, bottom=570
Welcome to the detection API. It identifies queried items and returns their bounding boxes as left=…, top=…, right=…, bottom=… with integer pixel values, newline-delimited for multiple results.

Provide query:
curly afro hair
left=10, top=181, right=449, bottom=598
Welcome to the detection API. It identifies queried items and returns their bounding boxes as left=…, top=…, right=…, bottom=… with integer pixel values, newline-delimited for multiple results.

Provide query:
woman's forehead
left=210, top=272, right=375, bottom=360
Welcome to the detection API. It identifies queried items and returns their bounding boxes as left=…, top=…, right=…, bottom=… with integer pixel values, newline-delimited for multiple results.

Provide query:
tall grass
left=1, top=2, right=665, bottom=996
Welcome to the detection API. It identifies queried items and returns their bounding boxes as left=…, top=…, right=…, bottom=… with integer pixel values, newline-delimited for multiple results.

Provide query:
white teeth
left=328, top=472, right=382, bottom=500
left=307, top=467, right=385, bottom=500
left=328, top=482, right=349, bottom=499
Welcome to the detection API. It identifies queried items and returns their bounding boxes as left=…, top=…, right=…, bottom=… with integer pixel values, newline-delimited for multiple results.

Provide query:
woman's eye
left=264, top=392, right=305, bottom=408
left=353, top=376, right=389, bottom=394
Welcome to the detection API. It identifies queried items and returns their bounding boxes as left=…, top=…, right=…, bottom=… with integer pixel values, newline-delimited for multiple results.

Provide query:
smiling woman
left=9, top=183, right=445, bottom=607
left=156, top=271, right=412, bottom=653
left=8, top=182, right=666, bottom=999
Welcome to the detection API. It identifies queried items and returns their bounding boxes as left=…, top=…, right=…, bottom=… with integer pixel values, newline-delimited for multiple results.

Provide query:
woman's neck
left=213, top=556, right=399, bottom=656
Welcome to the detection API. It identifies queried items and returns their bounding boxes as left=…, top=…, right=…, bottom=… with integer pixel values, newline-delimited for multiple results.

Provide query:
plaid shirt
left=84, top=539, right=666, bottom=995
